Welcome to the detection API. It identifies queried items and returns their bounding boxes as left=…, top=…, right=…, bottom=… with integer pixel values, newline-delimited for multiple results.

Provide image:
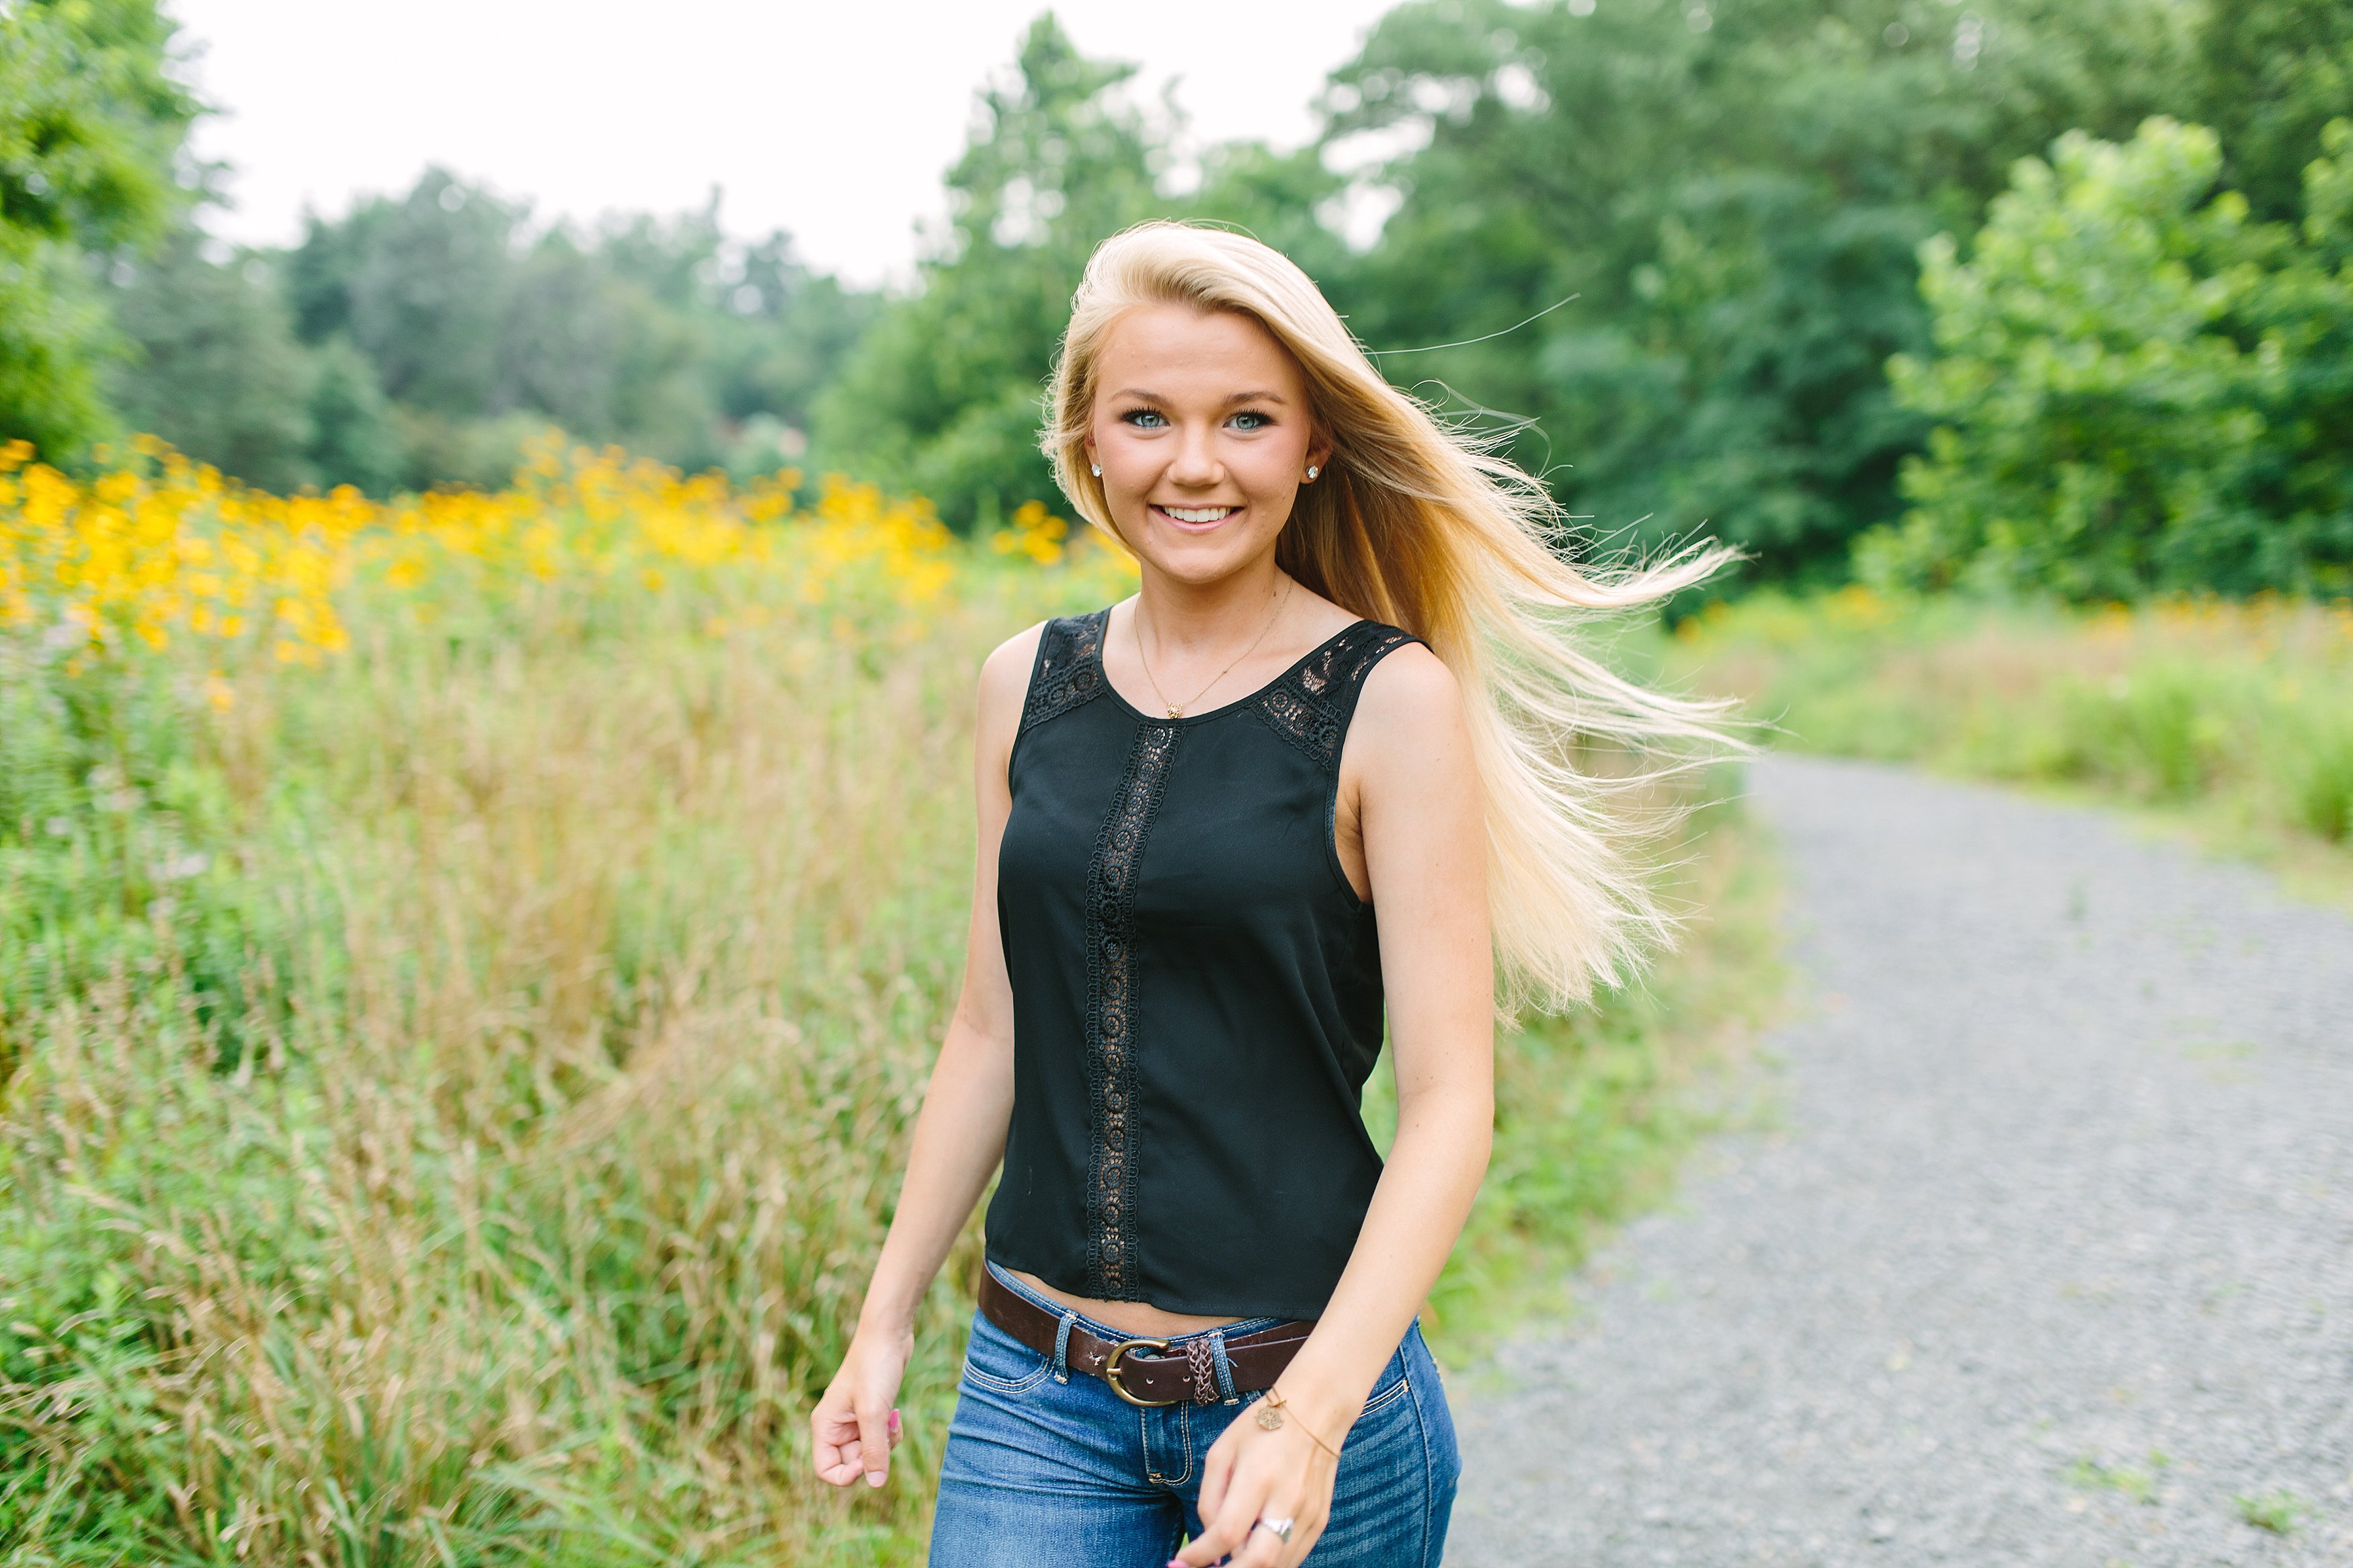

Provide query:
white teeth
left=1162, top=506, right=1236, bottom=524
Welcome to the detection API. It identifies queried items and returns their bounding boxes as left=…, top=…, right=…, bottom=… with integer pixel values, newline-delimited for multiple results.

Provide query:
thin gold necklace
left=1135, top=578, right=1293, bottom=719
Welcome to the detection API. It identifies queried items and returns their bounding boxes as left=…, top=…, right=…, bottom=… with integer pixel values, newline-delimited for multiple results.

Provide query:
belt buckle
left=1102, top=1337, right=1177, bottom=1407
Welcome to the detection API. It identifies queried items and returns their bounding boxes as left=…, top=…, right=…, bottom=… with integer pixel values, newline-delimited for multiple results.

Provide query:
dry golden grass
left=2, top=452, right=1769, bottom=1564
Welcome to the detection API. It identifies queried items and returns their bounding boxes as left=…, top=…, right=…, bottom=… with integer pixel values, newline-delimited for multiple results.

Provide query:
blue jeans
left=926, top=1266, right=1459, bottom=1567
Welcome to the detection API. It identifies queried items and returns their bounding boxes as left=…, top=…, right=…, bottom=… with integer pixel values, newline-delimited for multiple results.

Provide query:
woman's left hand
left=1174, top=1400, right=1345, bottom=1567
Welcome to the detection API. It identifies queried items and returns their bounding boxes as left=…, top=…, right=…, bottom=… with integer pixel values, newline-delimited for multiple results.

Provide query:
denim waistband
left=983, top=1259, right=1286, bottom=1348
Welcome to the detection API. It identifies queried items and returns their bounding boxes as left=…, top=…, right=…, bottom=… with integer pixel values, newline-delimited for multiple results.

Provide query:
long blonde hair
left=1044, top=221, right=1739, bottom=1009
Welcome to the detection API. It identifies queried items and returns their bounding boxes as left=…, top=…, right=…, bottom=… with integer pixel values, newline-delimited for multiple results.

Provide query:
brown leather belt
left=978, top=1270, right=1315, bottom=1408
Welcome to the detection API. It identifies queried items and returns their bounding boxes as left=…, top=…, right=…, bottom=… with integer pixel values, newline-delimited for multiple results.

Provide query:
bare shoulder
left=1354, top=640, right=1465, bottom=735
left=1344, top=640, right=1472, bottom=792
left=982, top=620, right=1048, bottom=696
left=975, top=620, right=1049, bottom=746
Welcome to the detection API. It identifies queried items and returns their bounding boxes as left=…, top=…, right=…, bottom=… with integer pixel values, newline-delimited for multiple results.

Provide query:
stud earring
left=1090, top=463, right=1101, bottom=477
left=1305, top=465, right=1320, bottom=481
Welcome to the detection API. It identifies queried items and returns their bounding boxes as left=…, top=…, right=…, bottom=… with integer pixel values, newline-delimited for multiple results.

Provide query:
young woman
left=811, top=223, right=1728, bottom=1567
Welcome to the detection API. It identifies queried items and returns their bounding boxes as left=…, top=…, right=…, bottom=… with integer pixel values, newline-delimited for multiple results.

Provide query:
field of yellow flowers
left=0, top=442, right=1772, bottom=1565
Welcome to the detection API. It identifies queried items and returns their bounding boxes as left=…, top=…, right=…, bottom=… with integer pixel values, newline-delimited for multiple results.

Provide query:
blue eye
left=1230, top=411, right=1270, bottom=431
left=1121, top=409, right=1168, bottom=428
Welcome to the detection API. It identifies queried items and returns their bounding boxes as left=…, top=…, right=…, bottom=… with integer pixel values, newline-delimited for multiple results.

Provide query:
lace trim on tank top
left=1251, top=623, right=1418, bottom=773
left=1021, top=611, right=1109, bottom=733
left=1083, top=717, right=1181, bottom=1298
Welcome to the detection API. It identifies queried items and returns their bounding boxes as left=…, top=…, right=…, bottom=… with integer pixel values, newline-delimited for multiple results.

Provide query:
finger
left=1232, top=1524, right=1285, bottom=1568
left=1236, top=1505, right=1304, bottom=1568
left=854, top=1401, right=891, bottom=1487
left=1277, top=1511, right=1329, bottom=1568
left=1176, top=1476, right=1269, bottom=1567
left=811, top=1401, right=864, bottom=1485
left=1195, top=1428, right=1238, bottom=1524
left=888, top=1407, right=904, bottom=1447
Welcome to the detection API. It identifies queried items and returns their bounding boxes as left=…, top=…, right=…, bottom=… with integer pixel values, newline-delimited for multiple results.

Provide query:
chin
left=1133, top=522, right=1279, bottom=579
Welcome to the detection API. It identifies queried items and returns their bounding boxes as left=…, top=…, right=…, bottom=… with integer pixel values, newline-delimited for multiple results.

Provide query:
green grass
left=2065, top=1453, right=2167, bottom=1506
left=0, top=539, right=1781, bottom=1565
left=1414, top=790, right=1783, bottom=1358
left=1666, top=589, right=2353, bottom=904
left=2235, top=1489, right=2307, bottom=1535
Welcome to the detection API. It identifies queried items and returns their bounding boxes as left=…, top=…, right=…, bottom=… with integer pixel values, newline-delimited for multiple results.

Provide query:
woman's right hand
left=811, top=1323, right=914, bottom=1488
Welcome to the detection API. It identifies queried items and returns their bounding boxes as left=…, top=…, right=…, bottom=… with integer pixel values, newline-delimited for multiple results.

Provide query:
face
left=1084, top=304, right=1330, bottom=588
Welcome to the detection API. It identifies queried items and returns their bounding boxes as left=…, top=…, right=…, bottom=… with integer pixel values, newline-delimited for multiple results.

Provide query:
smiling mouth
left=1154, top=505, right=1239, bottom=524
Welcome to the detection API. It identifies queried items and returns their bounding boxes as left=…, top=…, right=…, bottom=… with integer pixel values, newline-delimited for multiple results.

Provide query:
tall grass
left=1416, top=792, right=1779, bottom=1349
left=0, top=447, right=1772, bottom=1563
left=1675, top=589, right=2353, bottom=886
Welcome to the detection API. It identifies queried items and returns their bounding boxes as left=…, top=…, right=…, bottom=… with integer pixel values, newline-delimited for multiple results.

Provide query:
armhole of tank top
left=1004, top=618, right=1060, bottom=778
left=1322, top=627, right=1423, bottom=914
left=1006, top=610, right=1107, bottom=774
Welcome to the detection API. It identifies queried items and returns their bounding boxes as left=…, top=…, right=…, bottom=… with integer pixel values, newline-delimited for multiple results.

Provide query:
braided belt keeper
left=978, top=1271, right=1314, bottom=1407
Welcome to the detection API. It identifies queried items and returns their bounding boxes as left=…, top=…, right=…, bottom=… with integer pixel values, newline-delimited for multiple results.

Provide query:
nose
left=1168, top=425, right=1222, bottom=488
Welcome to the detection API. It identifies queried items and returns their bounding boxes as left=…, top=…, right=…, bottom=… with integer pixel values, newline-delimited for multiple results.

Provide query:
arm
left=809, top=624, right=1041, bottom=1489
left=1182, top=644, right=1495, bottom=1567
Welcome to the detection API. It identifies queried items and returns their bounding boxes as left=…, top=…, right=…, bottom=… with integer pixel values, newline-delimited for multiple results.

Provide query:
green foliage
left=104, top=231, right=324, bottom=492
left=303, top=331, right=405, bottom=493
left=279, top=169, right=875, bottom=489
left=1870, top=118, right=2353, bottom=599
left=1322, top=0, right=2186, bottom=583
left=1675, top=591, right=2353, bottom=872
left=0, top=647, right=280, bottom=1081
left=813, top=16, right=1160, bottom=532
left=815, top=14, right=1345, bottom=532
left=2191, top=0, right=2353, bottom=222
left=0, top=0, right=198, bottom=460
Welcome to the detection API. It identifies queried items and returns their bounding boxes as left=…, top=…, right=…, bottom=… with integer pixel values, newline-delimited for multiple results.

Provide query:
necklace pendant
left=1167, top=705, right=1182, bottom=719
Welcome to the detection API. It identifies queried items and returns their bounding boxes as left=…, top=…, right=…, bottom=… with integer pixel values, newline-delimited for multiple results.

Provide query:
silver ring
left=1254, top=1516, right=1295, bottom=1544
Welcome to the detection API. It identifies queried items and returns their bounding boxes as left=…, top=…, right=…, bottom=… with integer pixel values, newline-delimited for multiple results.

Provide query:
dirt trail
left=1448, top=755, right=2353, bottom=1567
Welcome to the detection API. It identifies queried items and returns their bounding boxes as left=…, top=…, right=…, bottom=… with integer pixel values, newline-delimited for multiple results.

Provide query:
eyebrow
left=1107, top=388, right=1291, bottom=406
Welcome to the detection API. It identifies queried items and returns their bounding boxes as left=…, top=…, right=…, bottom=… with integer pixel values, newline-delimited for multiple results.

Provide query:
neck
left=1133, top=553, right=1287, bottom=652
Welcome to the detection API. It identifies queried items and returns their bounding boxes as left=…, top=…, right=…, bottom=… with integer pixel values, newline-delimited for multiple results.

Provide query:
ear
left=1305, top=428, right=1334, bottom=479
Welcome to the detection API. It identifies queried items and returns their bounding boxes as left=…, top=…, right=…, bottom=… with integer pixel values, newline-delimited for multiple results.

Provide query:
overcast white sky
left=168, top=1, right=1404, bottom=286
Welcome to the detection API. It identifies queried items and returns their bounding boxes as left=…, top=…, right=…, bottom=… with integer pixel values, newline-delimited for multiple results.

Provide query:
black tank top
left=986, top=608, right=1422, bottom=1321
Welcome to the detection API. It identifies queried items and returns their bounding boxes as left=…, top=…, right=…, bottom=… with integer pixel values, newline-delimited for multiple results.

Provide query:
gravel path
left=1447, top=755, right=2353, bottom=1567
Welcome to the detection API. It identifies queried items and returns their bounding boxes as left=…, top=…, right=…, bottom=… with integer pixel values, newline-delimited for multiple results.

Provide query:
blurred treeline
left=5, top=0, right=2350, bottom=595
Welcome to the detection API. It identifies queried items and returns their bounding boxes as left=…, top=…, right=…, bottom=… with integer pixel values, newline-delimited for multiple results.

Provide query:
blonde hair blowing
left=1045, top=221, right=1741, bottom=1010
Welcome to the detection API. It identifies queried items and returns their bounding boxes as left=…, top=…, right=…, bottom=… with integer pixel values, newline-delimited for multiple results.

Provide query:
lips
left=1151, top=504, right=1240, bottom=529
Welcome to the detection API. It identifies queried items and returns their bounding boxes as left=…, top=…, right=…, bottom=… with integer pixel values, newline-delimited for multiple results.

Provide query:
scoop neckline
left=1092, top=608, right=1367, bottom=729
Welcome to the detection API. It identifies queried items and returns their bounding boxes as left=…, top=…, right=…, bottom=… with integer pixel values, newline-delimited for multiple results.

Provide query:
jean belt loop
left=1052, top=1311, right=1077, bottom=1385
left=1209, top=1329, right=1240, bottom=1405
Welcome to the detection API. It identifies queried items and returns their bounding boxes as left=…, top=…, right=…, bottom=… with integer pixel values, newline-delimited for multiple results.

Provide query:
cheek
left=1235, top=440, right=1306, bottom=498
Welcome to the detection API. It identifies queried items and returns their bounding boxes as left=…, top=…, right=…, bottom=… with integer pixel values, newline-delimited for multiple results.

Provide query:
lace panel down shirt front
left=986, top=608, right=1421, bottom=1321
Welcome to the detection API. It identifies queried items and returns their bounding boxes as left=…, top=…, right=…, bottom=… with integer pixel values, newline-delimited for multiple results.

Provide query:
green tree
left=1321, top=0, right=2188, bottom=585
left=288, top=169, right=524, bottom=422
left=0, top=0, right=198, bottom=460
left=2190, top=0, right=2353, bottom=222
left=813, top=15, right=1164, bottom=531
left=813, top=12, right=1345, bottom=532
left=284, top=169, right=871, bottom=486
left=105, top=232, right=319, bottom=491
left=1868, top=118, right=2353, bottom=599
left=302, top=332, right=403, bottom=493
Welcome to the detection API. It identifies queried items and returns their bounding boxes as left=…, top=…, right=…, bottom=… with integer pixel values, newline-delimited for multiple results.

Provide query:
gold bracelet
left=1254, top=1385, right=1344, bottom=1460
